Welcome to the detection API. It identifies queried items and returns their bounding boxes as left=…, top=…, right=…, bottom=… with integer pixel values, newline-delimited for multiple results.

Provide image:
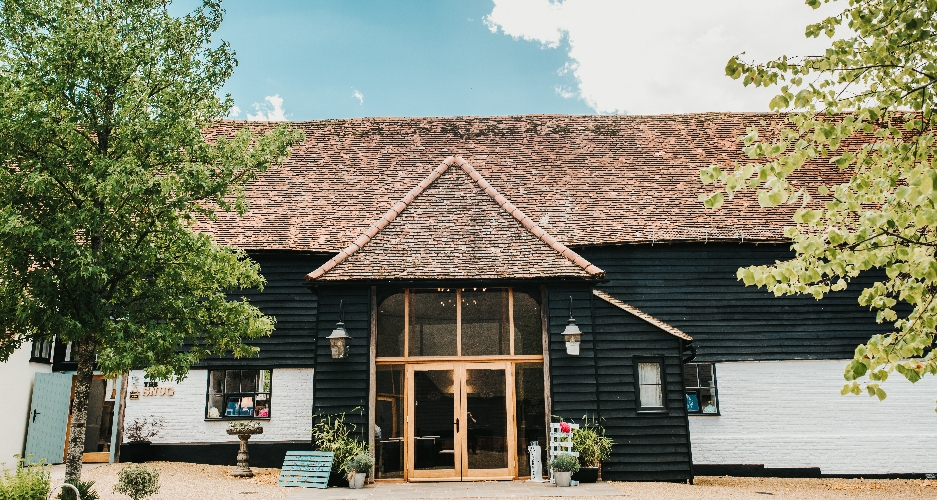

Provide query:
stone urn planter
left=227, top=425, right=263, bottom=478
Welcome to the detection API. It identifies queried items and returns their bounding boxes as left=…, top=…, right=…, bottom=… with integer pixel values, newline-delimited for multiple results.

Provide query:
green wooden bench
left=278, top=450, right=334, bottom=488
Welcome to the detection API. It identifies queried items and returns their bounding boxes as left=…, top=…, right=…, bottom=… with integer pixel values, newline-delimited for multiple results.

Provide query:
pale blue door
left=24, top=372, right=73, bottom=464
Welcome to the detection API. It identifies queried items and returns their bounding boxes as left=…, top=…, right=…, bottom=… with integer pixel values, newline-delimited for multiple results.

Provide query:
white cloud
left=247, top=94, right=287, bottom=121
left=352, top=89, right=364, bottom=105
left=228, top=105, right=241, bottom=118
left=485, top=0, right=844, bottom=114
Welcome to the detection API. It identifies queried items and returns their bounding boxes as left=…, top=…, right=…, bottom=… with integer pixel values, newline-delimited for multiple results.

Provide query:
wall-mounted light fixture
left=327, top=300, right=350, bottom=359
left=562, top=296, right=581, bottom=355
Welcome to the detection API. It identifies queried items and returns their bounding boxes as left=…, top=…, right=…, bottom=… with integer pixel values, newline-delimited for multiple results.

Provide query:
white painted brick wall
left=689, top=360, right=937, bottom=474
left=122, top=368, right=313, bottom=444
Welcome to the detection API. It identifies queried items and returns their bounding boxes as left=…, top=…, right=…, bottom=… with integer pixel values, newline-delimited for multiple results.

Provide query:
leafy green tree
left=700, top=0, right=937, bottom=404
left=0, top=0, right=302, bottom=481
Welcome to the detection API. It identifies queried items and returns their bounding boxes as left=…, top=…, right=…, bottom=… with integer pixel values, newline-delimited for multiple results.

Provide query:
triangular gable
left=307, top=156, right=604, bottom=281
left=592, top=289, right=692, bottom=341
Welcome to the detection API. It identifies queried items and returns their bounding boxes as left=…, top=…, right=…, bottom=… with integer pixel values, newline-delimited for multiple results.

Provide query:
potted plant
left=343, top=451, right=374, bottom=489
left=311, top=411, right=368, bottom=487
left=550, top=452, right=579, bottom=487
left=571, top=416, right=614, bottom=483
left=122, top=417, right=164, bottom=463
left=227, top=421, right=264, bottom=477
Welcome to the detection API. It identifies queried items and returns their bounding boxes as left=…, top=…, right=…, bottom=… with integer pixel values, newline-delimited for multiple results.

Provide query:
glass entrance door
left=407, top=363, right=515, bottom=481
left=408, top=364, right=460, bottom=480
left=462, top=362, right=514, bottom=480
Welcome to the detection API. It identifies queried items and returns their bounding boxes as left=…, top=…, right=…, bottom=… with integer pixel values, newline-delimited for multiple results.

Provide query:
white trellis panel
left=547, top=422, right=579, bottom=483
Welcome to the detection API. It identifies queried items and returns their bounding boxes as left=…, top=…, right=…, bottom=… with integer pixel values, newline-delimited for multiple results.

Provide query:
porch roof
left=592, top=289, right=693, bottom=340
left=306, top=156, right=604, bottom=281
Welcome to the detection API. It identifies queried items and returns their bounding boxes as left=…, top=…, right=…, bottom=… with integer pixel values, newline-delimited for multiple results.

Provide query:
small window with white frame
left=634, top=358, right=667, bottom=412
left=684, top=362, right=718, bottom=415
left=206, top=369, right=272, bottom=420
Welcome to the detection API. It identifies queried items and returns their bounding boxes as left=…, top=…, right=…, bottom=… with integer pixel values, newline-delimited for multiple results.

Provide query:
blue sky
left=173, top=0, right=839, bottom=120
left=204, top=0, right=592, bottom=120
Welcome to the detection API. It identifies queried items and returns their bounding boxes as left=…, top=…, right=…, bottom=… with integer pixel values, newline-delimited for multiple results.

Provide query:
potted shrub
left=311, top=411, right=368, bottom=487
left=571, top=417, right=613, bottom=483
left=227, top=421, right=264, bottom=478
left=343, top=451, right=374, bottom=489
left=550, top=452, right=579, bottom=487
left=122, top=417, right=164, bottom=463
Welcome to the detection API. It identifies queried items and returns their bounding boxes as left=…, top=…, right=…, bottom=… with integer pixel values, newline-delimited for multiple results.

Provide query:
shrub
left=572, top=417, right=614, bottom=468
left=549, top=453, right=580, bottom=473
left=311, top=411, right=368, bottom=474
left=114, top=464, right=159, bottom=500
left=58, top=479, right=99, bottom=500
left=0, top=457, right=50, bottom=500
left=343, top=451, right=375, bottom=477
left=124, top=417, right=164, bottom=443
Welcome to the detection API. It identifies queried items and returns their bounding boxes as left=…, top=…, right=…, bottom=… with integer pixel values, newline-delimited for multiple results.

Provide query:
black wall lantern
left=562, top=296, right=581, bottom=355
left=327, top=300, right=351, bottom=359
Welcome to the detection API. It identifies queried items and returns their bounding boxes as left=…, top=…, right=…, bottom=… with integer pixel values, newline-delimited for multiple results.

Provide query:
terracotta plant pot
left=554, top=471, right=572, bottom=487
left=348, top=472, right=367, bottom=489
left=572, top=466, right=599, bottom=483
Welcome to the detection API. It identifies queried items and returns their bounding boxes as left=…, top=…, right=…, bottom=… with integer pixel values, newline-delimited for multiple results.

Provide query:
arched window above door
left=376, top=288, right=543, bottom=358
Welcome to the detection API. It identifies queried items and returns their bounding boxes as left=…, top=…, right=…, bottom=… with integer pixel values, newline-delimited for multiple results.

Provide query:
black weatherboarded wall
left=546, top=285, right=692, bottom=482
left=196, top=252, right=328, bottom=368
left=579, top=243, right=891, bottom=362
left=312, top=286, right=371, bottom=440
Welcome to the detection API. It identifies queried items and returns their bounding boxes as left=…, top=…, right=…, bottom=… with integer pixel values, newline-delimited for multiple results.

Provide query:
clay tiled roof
left=592, top=289, right=692, bottom=341
left=199, top=113, right=850, bottom=252
left=307, top=156, right=604, bottom=281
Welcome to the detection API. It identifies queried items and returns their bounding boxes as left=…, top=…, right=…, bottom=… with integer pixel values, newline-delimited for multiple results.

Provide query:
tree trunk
left=64, top=339, right=97, bottom=482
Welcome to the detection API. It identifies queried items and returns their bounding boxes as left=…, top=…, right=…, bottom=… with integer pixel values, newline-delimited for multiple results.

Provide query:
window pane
left=208, top=395, right=224, bottom=418
left=375, top=365, right=404, bottom=479
left=683, top=364, right=699, bottom=387
left=255, top=393, right=270, bottom=417
left=260, top=370, right=272, bottom=392
left=209, top=371, right=225, bottom=394
left=461, top=290, right=509, bottom=356
left=409, top=291, right=457, bottom=356
left=698, top=364, right=714, bottom=389
left=516, top=363, right=546, bottom=478
left=699, top=388, right=718, bottom=413
left=638, top=362, right=663, bottom=408
left=378, top=293, right=406, bottom=357
left=241, top=370, right=257, bottom=393
left=513, top=290, right=543, bottom=355
left=225, top=370, right=240, bottom=393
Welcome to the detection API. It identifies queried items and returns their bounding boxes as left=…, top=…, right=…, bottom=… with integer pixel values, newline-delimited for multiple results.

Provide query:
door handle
left=32, top=409, right=40, bottom=423
left=455, top=418, right=459, bottom=433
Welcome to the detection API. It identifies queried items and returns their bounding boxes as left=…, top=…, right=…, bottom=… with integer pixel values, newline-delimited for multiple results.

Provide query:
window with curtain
left=636, top=360, right=665, bottom=411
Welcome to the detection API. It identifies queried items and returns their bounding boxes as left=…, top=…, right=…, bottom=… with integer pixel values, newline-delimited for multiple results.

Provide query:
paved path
left=284, top=481, right=622, bottom=499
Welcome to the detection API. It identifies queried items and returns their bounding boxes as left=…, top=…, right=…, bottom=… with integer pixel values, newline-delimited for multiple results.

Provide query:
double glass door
left=407, top=362, right=515, bottom=481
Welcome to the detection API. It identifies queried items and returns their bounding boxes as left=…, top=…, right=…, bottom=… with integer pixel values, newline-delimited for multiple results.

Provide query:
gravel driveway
left=60, top=462, right=937, bottom=500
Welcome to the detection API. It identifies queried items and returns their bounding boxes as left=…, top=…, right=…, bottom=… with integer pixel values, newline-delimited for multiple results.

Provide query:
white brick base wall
left=123, top=368, right=314, bottom=443
left=689, top=360, right=937, bottom=474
